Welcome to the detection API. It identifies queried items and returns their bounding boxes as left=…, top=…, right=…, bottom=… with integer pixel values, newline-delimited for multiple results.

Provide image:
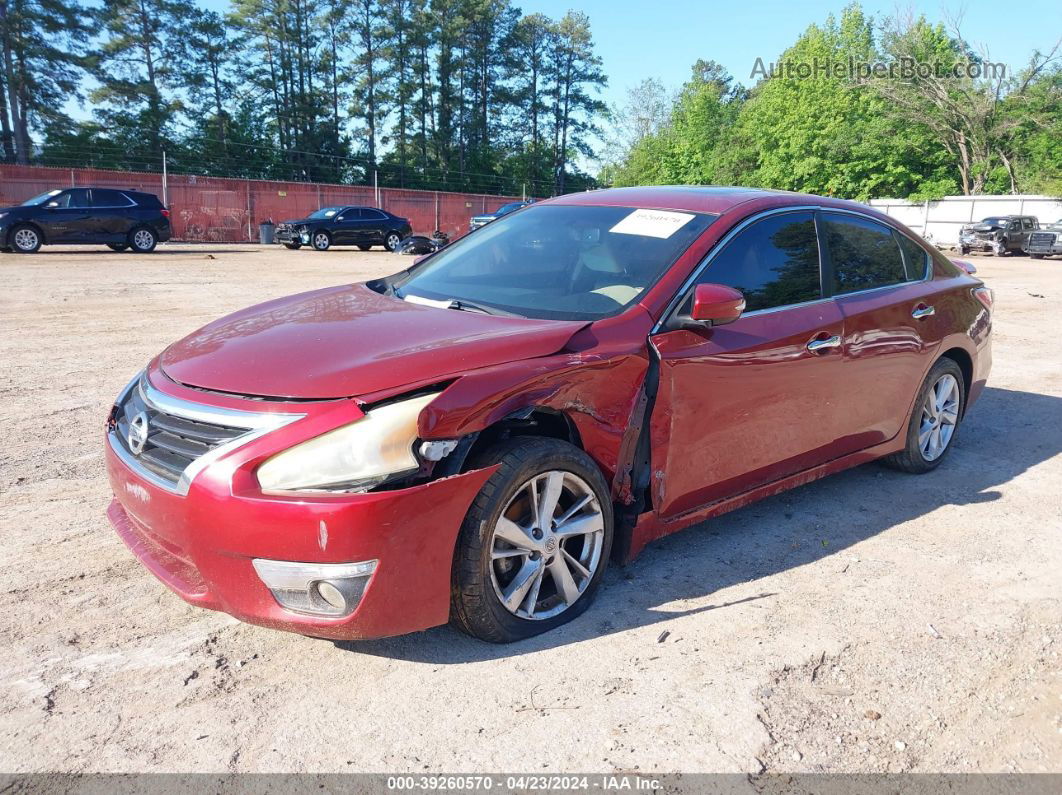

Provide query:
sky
left=197, top=0, right=1062, bottom=109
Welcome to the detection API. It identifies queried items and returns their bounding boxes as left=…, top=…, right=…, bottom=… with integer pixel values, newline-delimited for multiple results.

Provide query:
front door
left=39, top=188, right=92, bottom=241
left=649, top=210, right=853, bottom=519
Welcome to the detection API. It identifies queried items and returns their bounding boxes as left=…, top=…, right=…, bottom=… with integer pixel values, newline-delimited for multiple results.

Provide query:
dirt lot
left=1, top=244, right=1059, bottom=775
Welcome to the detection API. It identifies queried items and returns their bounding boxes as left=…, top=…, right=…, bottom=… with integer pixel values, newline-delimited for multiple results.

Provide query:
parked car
left=274, top=206, right=411, bottom=252
left=1025, top=220, right=1062, bottom=259
left=469, top=200, right=533, bottom=232
left=0, top=187, right=170, bottom=254
left=959, top=215, right=1038, bottom=256
left=104, top=186, right=992, bottom=643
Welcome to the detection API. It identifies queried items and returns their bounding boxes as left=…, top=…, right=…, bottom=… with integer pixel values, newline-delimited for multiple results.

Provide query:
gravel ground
left=0, top=244, right=1059, bottom=775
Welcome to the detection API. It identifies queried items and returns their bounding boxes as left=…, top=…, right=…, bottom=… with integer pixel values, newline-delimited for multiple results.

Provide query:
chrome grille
left=108, top=376, right=305, bottom=495
left=113, top=381, right=248, bottom=487
left=1029, top=232, right=1056, bottom=247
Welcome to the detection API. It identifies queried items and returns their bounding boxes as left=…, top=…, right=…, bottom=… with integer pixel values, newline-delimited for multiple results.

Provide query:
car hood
left=968, top=223, right=1004, bottom=232
left=0, top=204, right=31, bottom=216
left=278, top=217, right=314, bottom=226
left=160, top=284, right=587, bottom=399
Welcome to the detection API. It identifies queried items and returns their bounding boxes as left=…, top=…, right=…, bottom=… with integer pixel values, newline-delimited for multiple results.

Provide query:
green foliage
left=606, top=2, right=1059, bottom=200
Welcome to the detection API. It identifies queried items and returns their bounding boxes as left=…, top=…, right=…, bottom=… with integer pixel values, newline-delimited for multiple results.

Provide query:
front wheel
left=129, top=226, right=158, bottom=253
left=357, top=244, right=372, bottom=251
left=451, top=437, right=613, bottom=643
left=283, top=242, right=302, bottom=250
left=311, top=230, right=331, bottom=251
left=1031, top=253, right=1044, bottom=259
left=883, top=358, right=965, bottom=474
left=11, top=224, right=42, bottom=253
left=960, top=246, right=970, bottom=255
left=385, top=232, right=403, bottom=252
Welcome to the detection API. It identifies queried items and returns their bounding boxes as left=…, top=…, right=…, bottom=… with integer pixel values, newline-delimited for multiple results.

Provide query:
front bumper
left=104, top=371, right=493, bottom=640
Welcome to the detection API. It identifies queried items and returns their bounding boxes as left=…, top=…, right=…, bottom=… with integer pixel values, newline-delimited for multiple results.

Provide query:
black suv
left=275, top=206, right=412, bottom=252
left=0, top=188, right=171, bottom=254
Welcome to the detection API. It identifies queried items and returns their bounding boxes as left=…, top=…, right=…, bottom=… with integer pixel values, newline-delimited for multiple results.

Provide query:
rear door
left=821, top=212, right=942, bottom=447
left=360, top=208, right=390, bottom=244
left=88, top=189, right=135, bottom=242
left=649, top=209, right=852, bottom=518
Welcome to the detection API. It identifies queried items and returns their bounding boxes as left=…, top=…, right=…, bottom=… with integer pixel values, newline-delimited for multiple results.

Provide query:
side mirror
left=689, top=283, right=746, bottom=326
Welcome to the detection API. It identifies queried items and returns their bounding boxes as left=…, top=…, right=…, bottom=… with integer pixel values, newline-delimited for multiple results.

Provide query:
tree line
left=603, top=4, right=1061, bottom=199
left=0, top=0, right=606, bottom=195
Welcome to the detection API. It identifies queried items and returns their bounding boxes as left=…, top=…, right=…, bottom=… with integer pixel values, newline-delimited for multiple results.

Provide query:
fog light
left=252, top=559, right=377, bottom=618
left=314, top=581, right=347, bottom=610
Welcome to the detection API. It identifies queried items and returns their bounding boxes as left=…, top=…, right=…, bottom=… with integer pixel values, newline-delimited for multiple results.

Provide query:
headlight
left=256, top=393, right=437, bottom=492
left=0, top=211, right=8, bottom=220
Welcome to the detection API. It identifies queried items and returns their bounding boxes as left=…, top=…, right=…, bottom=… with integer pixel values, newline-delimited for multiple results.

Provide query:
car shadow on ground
left=336, top=386, right=1062, bottom=662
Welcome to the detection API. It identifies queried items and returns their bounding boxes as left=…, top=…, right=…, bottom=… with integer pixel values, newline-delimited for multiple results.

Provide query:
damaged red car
left=105, top=187, right=992, bottom=643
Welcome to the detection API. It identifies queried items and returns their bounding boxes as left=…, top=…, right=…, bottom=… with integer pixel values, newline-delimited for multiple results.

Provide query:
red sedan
left=104, top=187, right=992, bottom=643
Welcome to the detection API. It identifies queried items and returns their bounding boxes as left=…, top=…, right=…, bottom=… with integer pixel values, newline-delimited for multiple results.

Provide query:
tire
left=1031, top=253, right=1044, bottom=259
left=107, top=243, right=129, bottom=252
left=883, top=358, right=965, bottom=474
left=385, top=231, right=403, bottom=252
left=0, top=246, right=11, bottom=253
left=451, top=437, right=613, bottom=643
left=129, top=226, right=158, bottom=253
left=283, top=242, right=302, bottom=250
left=311, top=230, right=331, bottom=251
left=960, top=247, right=970, bottom=255
left=10, top=224, right=42, bottom=253
left=357, top=244, right=372, bottom=251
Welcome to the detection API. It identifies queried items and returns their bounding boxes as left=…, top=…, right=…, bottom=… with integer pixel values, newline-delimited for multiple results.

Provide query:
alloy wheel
left=489, top=470, right=605, bottom=621
left=314, top=232, right=330, bottom=250
left=919, top=373, right=960, bottom=461
left=14, top=228, right=39, bottom=251
left=387, top=233, right=401, bottom=251
left=133, top=229, right=155, bottom=250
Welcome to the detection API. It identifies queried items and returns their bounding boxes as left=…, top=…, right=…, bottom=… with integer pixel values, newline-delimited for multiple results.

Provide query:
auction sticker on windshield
left=609, top=209, right=695, bottom=238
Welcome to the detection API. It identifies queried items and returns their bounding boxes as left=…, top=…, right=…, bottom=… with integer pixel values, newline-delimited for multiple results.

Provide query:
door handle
left=806, top=334, right=841, bottom=353
left=912, top=304, right=935, bottom=319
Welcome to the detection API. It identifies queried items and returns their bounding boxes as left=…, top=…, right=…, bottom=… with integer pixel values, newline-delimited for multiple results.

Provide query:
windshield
left=308, top=206, right=344, bottom=219
left=21, top=190, right=62, bottom=206
left=495, top=202, right=525, bottom=216
left=979, top=217, right=1009, bottom=226
left=396, top=204, right=716, bottom=320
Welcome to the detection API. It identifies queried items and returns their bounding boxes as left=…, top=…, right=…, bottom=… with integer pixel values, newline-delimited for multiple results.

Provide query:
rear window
left=822, top=213, right=907, bottom=294
left=896, top=234, right=929, bottom=281
left=91, top=189, right=132, bottom=207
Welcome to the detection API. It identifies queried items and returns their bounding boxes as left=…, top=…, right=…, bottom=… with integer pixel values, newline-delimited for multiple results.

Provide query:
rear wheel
left=129, top=226, right=158, bottom=253
left=107, top=243, right=129, bottom=252
left=385, top=232, right=403, bottom=252
left=311, top=230, right=331, bottom=251
left=883, top=358, right=965, bottom=474
left=451, top=437, right=613, bottom=643
left=11, top=224, right=42, bottom=253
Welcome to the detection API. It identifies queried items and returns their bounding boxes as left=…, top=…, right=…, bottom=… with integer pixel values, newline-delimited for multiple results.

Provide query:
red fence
left=0, top=164, right=526, bottom=242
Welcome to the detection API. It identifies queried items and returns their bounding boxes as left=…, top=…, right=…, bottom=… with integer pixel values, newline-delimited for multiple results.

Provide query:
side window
left=90, top=189, right=129, bottom=207
left=345, top=208, right=366, bottom=219
left=896, top=234, right=929, bottom=281
left=1022, top=218, right=1035, bottom=230
left=362, top=209, right=387, bottom=221
left=822, top=213, right=906, bottom=294
left=695, top=211, right=821, bottom=312
left=48, top=190, right=88, bottom=208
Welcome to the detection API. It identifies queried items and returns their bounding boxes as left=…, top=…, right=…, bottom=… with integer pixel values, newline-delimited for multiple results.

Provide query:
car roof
left=542, top=185, right=873, bottom=216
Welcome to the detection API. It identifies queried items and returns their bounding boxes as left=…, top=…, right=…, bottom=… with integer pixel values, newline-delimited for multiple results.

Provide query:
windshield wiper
left=448, top=299, right=500, bottom=316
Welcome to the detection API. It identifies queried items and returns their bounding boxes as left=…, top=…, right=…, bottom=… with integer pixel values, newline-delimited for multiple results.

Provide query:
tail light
left=973, top=286, right=993, bottom=311
left=161, top=209, right=170, bottom=218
